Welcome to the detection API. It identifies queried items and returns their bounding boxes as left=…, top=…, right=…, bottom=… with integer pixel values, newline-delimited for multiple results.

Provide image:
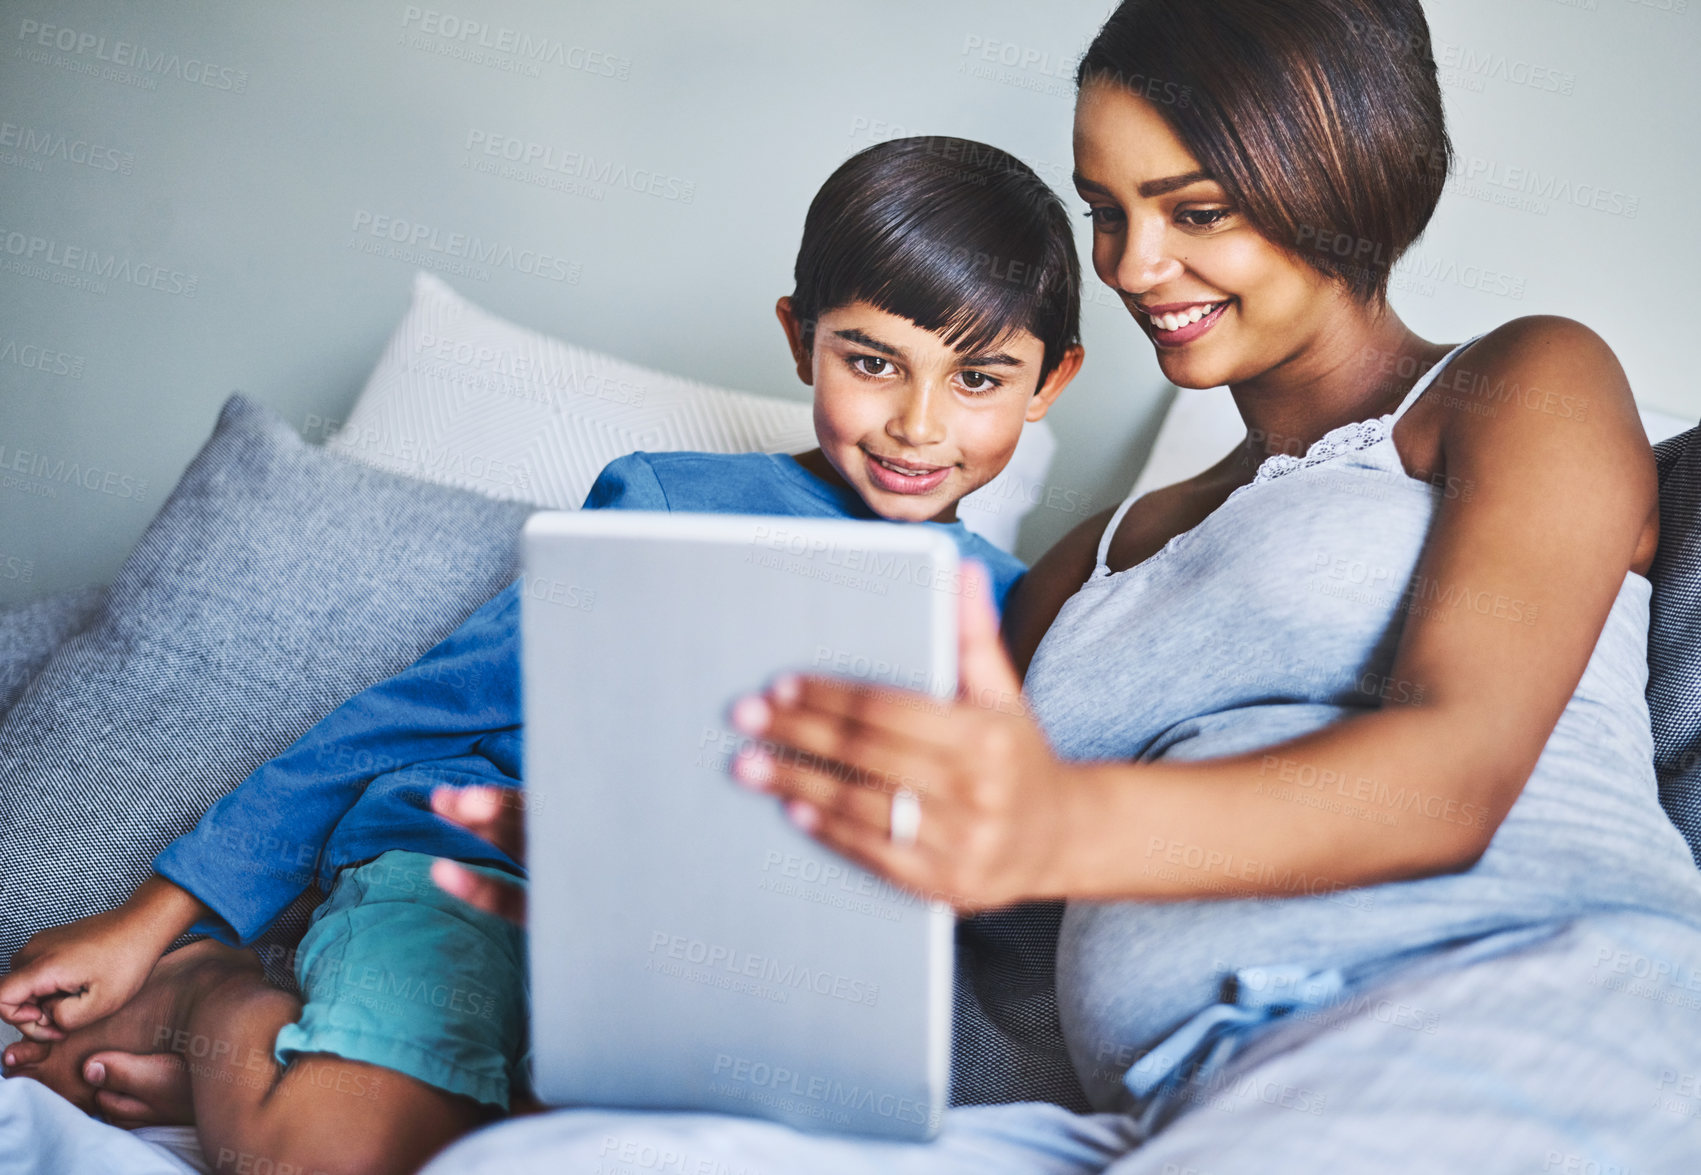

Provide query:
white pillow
left=326, top=272, right=1053, bottom=552
left=1127, top=385, right=1694, bottom=505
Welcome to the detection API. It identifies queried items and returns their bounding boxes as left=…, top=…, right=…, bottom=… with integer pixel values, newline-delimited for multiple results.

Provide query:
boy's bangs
left=857, top=272, right=1043, bottom=363
left=833, top=198, right=1058, bottom=361
left=792, top=136, right=1080, bottom=377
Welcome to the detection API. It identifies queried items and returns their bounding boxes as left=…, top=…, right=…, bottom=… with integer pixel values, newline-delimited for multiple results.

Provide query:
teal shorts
left=272, top=849, right=530, bottom=1109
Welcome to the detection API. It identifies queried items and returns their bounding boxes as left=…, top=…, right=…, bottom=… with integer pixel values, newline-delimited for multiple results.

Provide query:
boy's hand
left=0, top=909, right=158, bottom=1040
left=430, top=786, right=526, bottom=924
left=0, top=876, right=207, bottom=1040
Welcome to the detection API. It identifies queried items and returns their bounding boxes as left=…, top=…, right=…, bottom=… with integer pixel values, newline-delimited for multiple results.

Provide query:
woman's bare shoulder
left=1427, top=314, right=1658, bottom=573
left=1003, top=473, right=1232, bottom=676
left=1434, top=315, right=1633, bottom=431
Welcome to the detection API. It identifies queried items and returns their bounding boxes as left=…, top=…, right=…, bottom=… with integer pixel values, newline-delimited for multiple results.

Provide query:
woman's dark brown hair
left=1077, top=0, right=1452, bottom=304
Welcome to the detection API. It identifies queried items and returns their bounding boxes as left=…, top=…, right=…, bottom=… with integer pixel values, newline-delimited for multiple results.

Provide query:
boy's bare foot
left=1, top=938, right=260, bottom=1124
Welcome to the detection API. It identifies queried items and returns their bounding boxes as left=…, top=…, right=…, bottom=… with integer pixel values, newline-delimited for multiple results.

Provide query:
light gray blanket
left=413, top=908, right=1701, bottom=1173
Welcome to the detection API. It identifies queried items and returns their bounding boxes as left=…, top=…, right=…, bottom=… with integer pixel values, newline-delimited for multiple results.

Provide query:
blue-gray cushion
left=0, top=586, right=107, bottom=719
left=0, top=394, right=533, bottom=987
left=1649, top=423, right=1701, bottom=868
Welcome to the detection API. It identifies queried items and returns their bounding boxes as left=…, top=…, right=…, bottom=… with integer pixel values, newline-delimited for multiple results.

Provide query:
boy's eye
left=959, top=371, right=1001, bottom=393
left=849, top=355, right=893, bottom=377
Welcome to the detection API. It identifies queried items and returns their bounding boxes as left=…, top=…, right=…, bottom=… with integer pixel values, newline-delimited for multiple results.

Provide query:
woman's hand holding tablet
left=729, top=559, right=1085, bottom=913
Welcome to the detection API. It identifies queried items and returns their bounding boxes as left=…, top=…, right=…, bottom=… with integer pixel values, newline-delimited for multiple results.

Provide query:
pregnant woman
left=425, top=0, right=1701, bottom=1170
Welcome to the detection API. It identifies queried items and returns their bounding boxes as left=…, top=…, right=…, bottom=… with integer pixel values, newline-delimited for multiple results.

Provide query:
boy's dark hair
left=1077, top=0, right=1451, bottom=305
left=789, top=136, right=1081, bottom=386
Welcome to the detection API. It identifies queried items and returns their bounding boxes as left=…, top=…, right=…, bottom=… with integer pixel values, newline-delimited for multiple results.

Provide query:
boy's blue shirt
left=154, top=451, right=1027, bottom=945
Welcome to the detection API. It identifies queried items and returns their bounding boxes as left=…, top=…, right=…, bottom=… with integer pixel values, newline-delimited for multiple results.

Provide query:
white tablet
left=520, top=510, right=958, bottom=1140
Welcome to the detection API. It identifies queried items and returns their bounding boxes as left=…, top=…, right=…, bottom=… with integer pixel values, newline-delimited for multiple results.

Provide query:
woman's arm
left=1001, top=505, right=1110, bottom=678
left=733, top=316, right=1659, bottom=908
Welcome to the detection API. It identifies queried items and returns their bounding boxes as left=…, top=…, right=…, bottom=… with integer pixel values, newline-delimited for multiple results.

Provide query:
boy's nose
left=888, top=387, right=947, bottom=446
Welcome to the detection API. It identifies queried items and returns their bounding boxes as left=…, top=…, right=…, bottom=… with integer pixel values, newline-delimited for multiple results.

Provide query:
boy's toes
left=85, top=1050, right=194, bottom=1126
left=1, top=1038, right=52, bottom=1072
left=96, top=1087, right=173, bottom=1130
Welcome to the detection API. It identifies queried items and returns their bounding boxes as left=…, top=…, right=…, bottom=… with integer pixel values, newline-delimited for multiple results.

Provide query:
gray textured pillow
left=1649, top=423, right=1701, bottom=868
left=0, top=586, right=108, bottom=719
left=0, top=394, right=533, bottom=985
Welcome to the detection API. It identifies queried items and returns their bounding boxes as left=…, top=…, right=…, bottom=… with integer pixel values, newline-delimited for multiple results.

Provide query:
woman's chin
left=1156, top=354, right=1232, bottom=390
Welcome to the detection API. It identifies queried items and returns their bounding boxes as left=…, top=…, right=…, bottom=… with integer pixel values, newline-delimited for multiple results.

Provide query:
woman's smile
left=1138, top=297, right=1234, bottom=347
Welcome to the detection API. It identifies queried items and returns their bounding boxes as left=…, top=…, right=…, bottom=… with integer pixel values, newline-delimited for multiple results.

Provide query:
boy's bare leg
left=182, top=965, right=495, bottom=1175
left=7, top=940, right=495, bottom=1175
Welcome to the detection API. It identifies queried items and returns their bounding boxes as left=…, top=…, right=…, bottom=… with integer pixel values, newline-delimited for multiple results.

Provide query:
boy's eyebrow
left=834, top=328, right=1024, bottom=369
left=1072, top=169, right=1215, bottom=199
left=832, top=328, right=904, bottom=357
left=957, top=350, right=1024, bottom=368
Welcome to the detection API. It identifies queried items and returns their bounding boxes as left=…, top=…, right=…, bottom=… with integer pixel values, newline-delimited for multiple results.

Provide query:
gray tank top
left=1022, top=335, right=1701, bottom=1109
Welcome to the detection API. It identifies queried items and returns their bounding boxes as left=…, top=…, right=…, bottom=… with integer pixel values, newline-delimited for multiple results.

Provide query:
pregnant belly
left=1053, top=703, right=1571, bottom=1111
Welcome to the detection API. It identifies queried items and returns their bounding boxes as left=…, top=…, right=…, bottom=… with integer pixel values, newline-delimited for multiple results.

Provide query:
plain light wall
left=1, top=0, right=1696, bottom=607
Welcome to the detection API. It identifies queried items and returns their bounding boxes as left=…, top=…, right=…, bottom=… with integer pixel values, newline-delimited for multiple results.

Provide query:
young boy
left=0, top=134, right=1083, bottom=1174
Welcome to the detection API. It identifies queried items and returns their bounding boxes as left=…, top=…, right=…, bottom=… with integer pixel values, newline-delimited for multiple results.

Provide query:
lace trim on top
left=1249, top=415, right=1393, bottom=485
left=1251, top=333, right=1488, bottom=485
left=1093, top=334, right=1488, bottom=574
left=1090, top=410, right=1402, bottom=578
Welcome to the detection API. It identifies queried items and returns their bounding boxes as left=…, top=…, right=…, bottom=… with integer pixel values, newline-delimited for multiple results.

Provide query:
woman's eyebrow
left=832, top=328, right=904, bottom=357
left=1072, top=169, right=1216, bottom=199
